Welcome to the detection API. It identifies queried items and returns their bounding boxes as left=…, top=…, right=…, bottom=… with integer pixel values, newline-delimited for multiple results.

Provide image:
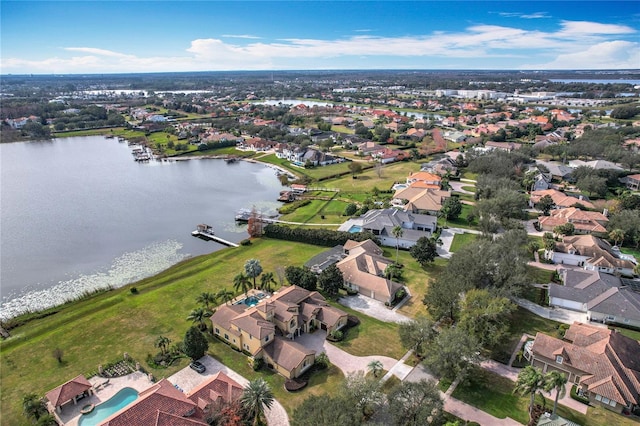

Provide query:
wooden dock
left=192, top=225, right=239, bottom=248
left=209, top=235, right=239, bottom=247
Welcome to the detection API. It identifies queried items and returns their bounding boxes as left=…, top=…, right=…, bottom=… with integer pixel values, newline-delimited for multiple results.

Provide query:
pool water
left=78, top=387, right=138, bottom=426
left=348, top=225, right=362, bottom=233
left=244, top=296, right=259, bottom=307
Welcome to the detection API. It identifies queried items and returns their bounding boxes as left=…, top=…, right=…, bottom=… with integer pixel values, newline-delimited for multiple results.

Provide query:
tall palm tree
left=244, top=259, right=263, bottom=289
left=609, top=228, right=625, bottom=248
left=217, top=288, right=234, bottom=306
left=187, top=307, right=212, bottom=331
left=260, top=272, right=276, bottom=292
left=392, top=225, right=404, bottom=264
left=155, top=336, right=171, bottom=355
left=22, top=393, right=46, bottom=421
left=241, top=378, right=274, bottom=426
left=196, top=292, right=218, bottom=311
left=367, top=360, right=383, bottom=378
left=544, top=370, right=568, bottom=416
left=233, top=272, right=252, bottom=297
left=514, top=365, right=546, bottom=420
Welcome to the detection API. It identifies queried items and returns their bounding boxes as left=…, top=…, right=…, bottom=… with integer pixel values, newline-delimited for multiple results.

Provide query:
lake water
left=0, top=136, right=284, bottom=319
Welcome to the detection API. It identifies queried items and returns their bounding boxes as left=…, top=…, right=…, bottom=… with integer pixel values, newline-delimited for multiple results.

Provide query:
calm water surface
left=0, top=136, right=283, bottom=319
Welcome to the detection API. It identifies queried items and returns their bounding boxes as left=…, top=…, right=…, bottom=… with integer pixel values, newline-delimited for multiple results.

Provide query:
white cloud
left=498, top=12, right=550, bottom=19
left=523, top=40, right=640, bottom=69
left=2, top=20, right=638, bottom=73
left=220, top=34, right=261, bottom=39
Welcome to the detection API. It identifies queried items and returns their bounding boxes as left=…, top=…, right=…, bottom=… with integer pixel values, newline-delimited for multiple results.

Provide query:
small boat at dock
left=192, top=224, right=215, bottom=238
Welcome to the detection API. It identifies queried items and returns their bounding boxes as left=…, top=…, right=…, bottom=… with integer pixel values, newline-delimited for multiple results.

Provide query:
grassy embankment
left=0, top=239, right=404, bottom=424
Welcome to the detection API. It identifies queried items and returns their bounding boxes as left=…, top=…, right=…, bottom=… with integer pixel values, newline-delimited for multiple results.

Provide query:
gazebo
left=46, top=375, right=94, bottom=414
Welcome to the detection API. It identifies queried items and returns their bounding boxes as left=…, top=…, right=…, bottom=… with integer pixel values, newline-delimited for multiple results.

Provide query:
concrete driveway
left=295, top=330, right=412, bottom=380
left=168, top=355, right=289, bottom=426
left=338, top=294, right=410, bottom=324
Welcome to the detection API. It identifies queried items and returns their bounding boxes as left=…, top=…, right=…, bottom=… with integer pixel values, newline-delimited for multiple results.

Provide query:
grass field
left=449, top=232, right=479, bottom=253
left=329, top=161, right=420, bottom=193
left=0, top=239, right=334, bottom=424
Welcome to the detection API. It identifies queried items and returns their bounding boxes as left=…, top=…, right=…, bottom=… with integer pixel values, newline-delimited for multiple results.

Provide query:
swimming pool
left=233, top=292, right=267, bottom=308
left=348, top=225, right=362, bottom=233
left=78, top=387, right=138, bottom=426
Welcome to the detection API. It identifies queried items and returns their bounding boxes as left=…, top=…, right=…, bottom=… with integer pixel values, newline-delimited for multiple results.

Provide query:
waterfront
left=0, top=136, right=283, bottom=319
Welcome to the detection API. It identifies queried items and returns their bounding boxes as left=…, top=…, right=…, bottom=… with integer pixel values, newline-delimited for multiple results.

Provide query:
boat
left=235, top=209, right=252, bottom=222
left=192, top=224, right=215, bottom=238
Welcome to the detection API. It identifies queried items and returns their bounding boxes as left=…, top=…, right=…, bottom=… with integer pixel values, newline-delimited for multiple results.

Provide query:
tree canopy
left=183, top=326, right=208, bottom=360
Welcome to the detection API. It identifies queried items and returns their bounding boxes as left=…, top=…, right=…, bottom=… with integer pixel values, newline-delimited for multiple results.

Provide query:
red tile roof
left=46, top=375, right=92, bottom=408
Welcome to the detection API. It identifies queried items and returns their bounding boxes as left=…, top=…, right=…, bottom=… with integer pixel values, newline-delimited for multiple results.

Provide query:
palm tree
left=244, top=259, right=263, bottom=289
left=196, top=292, right=218, bottom=311
left=155, top=336, right=171, bottom=356
left=514, top=366, right=545, bottom=420
left=544, top=370, right=568, bottom=416
left=609, top=228, right=625, bottom=248
left=367, top=360, right=383, bottom=378
left=241, top=378, right=274, bottom=426
left=217, top=288, right=234, bottom=306
left=187, top=307, right=212, bottom=331
left=260, top=272, right=276, bottom=292
left=22, top=393, right=46, bottom=421
left=392, top=225, right=404, bottom=264
left=233, top=272, right=252, bottom=297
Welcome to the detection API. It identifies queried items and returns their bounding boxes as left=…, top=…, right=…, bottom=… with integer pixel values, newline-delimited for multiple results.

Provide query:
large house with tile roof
left=549, top=235, right=636, bottom=277
left=210, top=285, right=347, bottom=378
left=537, top=207, right=608, bottom=236
left=336, top=239, right=405, bottom=305
left=525, top=322, right=640, bottom=414
left=99, top=371, right=243, bottom=426
left=529, top=189, right=595, bottom=210
left=392, top=187, right=451, bottom=215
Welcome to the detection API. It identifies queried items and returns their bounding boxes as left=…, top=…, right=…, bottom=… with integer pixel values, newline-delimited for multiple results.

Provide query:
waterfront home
left=525, top=322, right=640, bottom=415
left=210, top=286, right=347, bottom=379
left=393, top=187, right=451, bottom=215
left=46, top=375, right=94, bottom=415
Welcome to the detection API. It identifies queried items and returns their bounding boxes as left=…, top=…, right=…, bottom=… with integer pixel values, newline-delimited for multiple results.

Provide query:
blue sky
left=1, top=1, right=638, bottom=74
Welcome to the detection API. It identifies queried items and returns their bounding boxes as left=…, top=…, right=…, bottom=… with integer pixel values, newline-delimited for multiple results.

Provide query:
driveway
left=450, top=181, right=475, bottom=195
left=168, top=355, right=289, bottom=426
left=338, top=294, right=410, bottom=324
left=295, top=331, right=412, bottom=380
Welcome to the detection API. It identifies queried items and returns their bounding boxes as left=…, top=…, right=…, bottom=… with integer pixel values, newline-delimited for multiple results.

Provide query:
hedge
left=263, top=224, right=379, bottom=247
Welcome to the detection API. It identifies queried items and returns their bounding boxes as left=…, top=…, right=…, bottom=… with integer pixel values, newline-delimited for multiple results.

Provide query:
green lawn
left=449, top=233, right=479, bottom=253
left=453, top=369, right=640, bottom=426
left=328, top=161, right=420, bottom=192
left=620, top=246, right=640, bottom=260
left=327, top=302, right=405, bottom=360
left=395, top=253, right=448, bottom=319
left=0, top=239, right=329, bottom=424
left=460, top=185, right=476, bottom=193
left=526, top=265, right=555, bottom=284
left=439, top=204, right=477, bottom=229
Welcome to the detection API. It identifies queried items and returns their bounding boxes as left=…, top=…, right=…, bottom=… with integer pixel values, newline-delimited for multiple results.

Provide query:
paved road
left=450, top=181, right=475, bottom=195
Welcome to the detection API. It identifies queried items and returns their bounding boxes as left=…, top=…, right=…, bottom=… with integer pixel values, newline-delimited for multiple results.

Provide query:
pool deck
left=228, top=288, right=270, bottom=306
left=55, top=371, right=153, bottom=426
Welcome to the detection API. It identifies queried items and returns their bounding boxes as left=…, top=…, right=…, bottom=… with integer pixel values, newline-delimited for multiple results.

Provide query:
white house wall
left=549, top=297, right=585, bottom=312
left=552, top=252, right=587, bottom=266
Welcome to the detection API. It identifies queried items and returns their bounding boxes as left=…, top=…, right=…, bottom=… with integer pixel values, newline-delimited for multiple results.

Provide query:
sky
left=1, top=1, right=639, bottom=74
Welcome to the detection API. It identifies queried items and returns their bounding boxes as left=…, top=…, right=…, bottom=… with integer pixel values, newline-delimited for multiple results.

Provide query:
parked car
left=189, top=361, right=206, bottom=373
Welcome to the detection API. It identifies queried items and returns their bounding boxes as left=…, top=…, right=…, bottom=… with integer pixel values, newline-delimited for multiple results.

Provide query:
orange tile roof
left=46, top=375, right=92, bottom=408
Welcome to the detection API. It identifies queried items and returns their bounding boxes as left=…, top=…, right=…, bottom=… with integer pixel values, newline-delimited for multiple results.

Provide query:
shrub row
left=263, top=224, right=379, bottom=247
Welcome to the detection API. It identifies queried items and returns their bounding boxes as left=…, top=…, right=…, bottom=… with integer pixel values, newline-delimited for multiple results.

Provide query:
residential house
left=525, top=322, right=640, bottom=414
left=99, top=372, right=244, bottom=425
left=420, top=157, right=458, bottom=176
left=442, top=130, right=466, bottom=143
left=529, top=189, right=595, bottom=210
left=536, top=161, right=574, bottom=182
left=549, top=235, right=636, bottom=277
left=210, top=286, right=348, bottom=378
left=624, top=174, right=640, bottom=191
left=345, top=208, right=437, bottom=248
left=393, top=187, right=451, bottom=215
left=406, top=171, right=442, bottom=189
left=537, top=207, right=609, bottom=236
left=372, top=147, right=409, bottom=164
left=569, top=160, right=624, bottom=172
left=336, top=239, right=405, bottom=304
left=484, top=141, right=522, bottom=152
left=548, top=268, right=640, bottom=328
